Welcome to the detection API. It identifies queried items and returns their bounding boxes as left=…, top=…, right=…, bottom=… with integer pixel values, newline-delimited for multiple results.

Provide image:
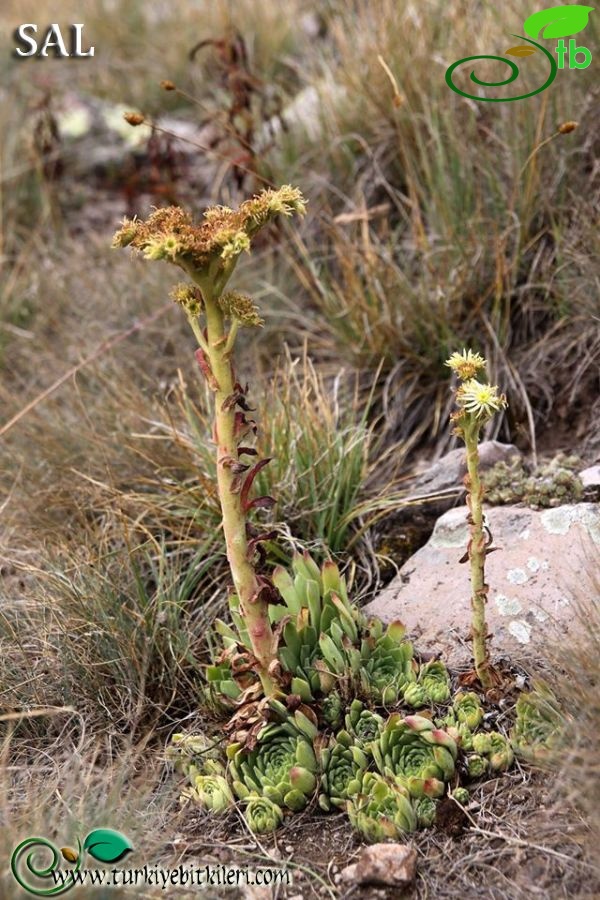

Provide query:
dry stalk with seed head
left=112, top=186, right=307, bottom=696
left=446, top=350, right=507, bottom=690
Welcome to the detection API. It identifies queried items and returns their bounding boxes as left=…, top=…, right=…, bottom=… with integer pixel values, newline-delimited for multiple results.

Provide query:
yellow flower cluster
left=445, top=349, right=486, bottom=381
left=112, top=186, right=306, bottom=276
left=219, top=291, right=264, bottom=327
left=170, top=283, right=204, bottom=317
left=456, top=379, right=507, bottom=419
left=446, top=348, right=507, bottom=423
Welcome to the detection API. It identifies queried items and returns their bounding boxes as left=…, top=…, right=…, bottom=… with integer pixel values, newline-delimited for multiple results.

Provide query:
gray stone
left=580, top=465, right=600, bottom=489
left=365, top=503, right=600, bottom=664
left=411, top=441, right=520, bottom=496
left=340, top=843, right=417, bottom=887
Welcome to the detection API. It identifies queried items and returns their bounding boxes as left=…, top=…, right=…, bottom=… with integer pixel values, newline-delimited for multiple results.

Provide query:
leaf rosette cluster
left=227, top=712, right=318, bottom=812
left=347, top=773, right=417, bottom=841
left=372, top=714, right=457, bottom=798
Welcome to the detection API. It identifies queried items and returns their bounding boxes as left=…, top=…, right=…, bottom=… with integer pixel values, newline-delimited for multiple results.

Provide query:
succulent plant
left=167, top=731, right=224, bottom=777
left=205, top=658, right=244, bottom=709
left=243, top=795, right=283, bottom=833
left=344, top=699, right=384, bottom=746
left=456, top=723, right=475, bottom=751
left=115, top=187, right=307, bottom=697
left=466, top=754, right=487, bottom=779
left=372, top=714, right=457, bottom=799
left=193, top=773, right=235, bottom=813
left=511, top=683, right=564, bottom=763
left=403, top=682, right=428, bottom=708
left=272, top=552, right=364, bottom=701
left=450, top=787, right=470, bottom=805
left=414, top=796, right=438, bottom=827
left=347, top=773, right=417, bottom=841
left=359, top=619, right=417, bottom=705
left=472, top=731, right=514, bottom=772
left=453, top=691, right=484, bottom=730
left=227, top=714, right=318, bottom=812
left=471, top=732, right=492, bottom=755
left=319, top=730, right=370, bottom=811
left=482, top=454, right=583, bottom=509
left=419, top=660, right=451, bottom=703
left=321, top=691, right=345, bottom=729
left=446, top=349, right=508, bottom=690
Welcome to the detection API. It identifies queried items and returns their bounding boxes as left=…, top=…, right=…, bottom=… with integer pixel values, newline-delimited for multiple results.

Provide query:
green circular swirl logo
left=445, top=35, right=557, bottom=102
left=10, top=830, right=133, bottom=896
left=445, top=5, right=594, bottom=101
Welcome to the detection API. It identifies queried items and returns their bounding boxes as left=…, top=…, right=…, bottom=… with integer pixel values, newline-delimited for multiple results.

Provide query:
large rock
left=365, top=503, right=600, bottom=664
left=410, top=440, right=520, bottom=496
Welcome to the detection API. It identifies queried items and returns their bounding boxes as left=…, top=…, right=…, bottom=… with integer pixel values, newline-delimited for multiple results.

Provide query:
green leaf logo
left=82, top=829, right=133, bottom=864
left=524, top=5, right=594, bottom=39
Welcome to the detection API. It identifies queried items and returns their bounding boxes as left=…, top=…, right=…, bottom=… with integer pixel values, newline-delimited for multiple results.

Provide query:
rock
left=580, top=465, right=600, bottom=490
left=340, top=843, right=417, bottom=887
left=365, top=503, right=600, bottom=664
left=411, top=441, right=520, bottom=496
left=261, top=79, right=347, bottom=146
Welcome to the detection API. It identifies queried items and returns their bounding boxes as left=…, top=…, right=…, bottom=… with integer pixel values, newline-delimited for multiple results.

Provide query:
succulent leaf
left=453, top=691, right=484, bottom=730
left=372, top=715, right=457, bottom=799
left=347, top=773, right=417, bottom=841
left=228, top=718, right=317, bottom=811
left=510, top=683, right=564, bottom=763
left=419, top=660, right=451, bottom=703
left=243, top=795, right=283, bottom=833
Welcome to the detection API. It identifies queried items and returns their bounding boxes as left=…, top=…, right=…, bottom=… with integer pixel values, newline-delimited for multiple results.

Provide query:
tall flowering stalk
left=113, top=187, right=306, bottom=695
left=446, top=350, right=507, bottom=690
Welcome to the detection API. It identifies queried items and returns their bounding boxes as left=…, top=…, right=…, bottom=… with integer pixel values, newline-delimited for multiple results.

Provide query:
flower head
left=219, top=291, right=263, bottom=327
left=112, top=186, right=306, bottom=280
left=446, top=349, right=487, bottom=381
left=171, top=283, right=204, bottom=317
left=456, top=379, right=507, bottom=420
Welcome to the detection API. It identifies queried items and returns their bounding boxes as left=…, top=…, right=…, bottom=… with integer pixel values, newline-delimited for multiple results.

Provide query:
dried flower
left=124, top=112, right=145, bottom=126
left=112, top=187, right=307, bottom=279
left=219, top=291, right=263, bottom=327
left=171, top=283, right=203, bottom=317
left=558, top=121, right=578, bottom=135
left=445, top=349, right=487, bottom=381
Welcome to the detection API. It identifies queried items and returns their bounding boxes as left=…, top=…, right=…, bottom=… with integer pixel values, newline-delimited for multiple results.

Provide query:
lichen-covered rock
left=365, top=503, right=599, bottom=663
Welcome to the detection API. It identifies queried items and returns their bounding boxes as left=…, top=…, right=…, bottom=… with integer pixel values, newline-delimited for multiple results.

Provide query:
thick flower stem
left=464, top=422, right=492, bottom=690
left=190, top=276, right=277, bottom=697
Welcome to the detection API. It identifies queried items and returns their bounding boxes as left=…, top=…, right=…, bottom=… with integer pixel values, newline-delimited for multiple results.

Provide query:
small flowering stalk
left=446, top=350, right=507, bottom=690
left=113, top=187, right=307, bottom=696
